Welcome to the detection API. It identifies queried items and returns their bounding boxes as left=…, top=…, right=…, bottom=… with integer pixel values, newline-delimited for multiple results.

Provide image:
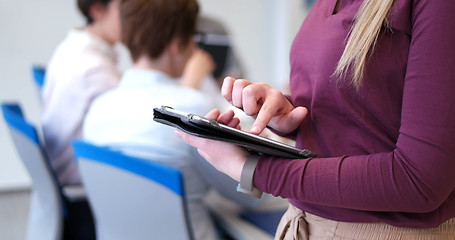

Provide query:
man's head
left=120, top=0, right=199, bottom=75
left=78, top=0, right=111, bottom=24
left=77, top=0, right=121, bottom=44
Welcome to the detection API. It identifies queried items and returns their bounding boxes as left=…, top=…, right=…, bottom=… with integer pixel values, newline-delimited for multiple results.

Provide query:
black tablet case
left=153, top=106, right=316, bottom=159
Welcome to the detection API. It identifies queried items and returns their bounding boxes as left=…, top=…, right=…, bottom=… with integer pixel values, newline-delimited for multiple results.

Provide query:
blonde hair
left=334, top=0, right=395, bottom=89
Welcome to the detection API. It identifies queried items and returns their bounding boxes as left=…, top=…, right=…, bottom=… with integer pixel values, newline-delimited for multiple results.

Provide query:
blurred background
left=0, top=0, right=312, bottom=239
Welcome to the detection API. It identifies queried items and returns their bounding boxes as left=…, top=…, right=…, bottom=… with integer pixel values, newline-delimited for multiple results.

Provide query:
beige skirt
left=275, top=204, right=455, bottom=240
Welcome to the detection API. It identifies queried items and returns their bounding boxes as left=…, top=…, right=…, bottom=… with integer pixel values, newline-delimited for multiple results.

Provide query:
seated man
left=41, top=0, right=121, bottom=185
left=182, top=16, right=256, bottom=131
left=83, top=0, right=260, bottom=239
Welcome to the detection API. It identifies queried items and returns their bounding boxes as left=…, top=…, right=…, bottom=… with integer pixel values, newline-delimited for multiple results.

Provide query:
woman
left=176, top=0, right=455, bottom=239
left=42, top=0, right=121, bottom=185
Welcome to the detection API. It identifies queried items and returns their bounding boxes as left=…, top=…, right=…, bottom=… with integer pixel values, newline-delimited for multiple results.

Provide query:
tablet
left=153, top=106, right=316, bottom=159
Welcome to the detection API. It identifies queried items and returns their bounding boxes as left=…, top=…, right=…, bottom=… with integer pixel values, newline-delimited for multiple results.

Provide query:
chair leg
left=62, top=200, right=96, bottom=240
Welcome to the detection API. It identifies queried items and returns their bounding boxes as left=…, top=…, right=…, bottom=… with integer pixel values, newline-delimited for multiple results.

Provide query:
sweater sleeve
left=253, top=0, right=455, bottom=213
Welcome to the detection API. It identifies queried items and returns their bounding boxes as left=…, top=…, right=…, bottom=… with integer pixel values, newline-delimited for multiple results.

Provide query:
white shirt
left=83, top=68, right=218, bottom=240
left=41, top=29, right=121, bottom=185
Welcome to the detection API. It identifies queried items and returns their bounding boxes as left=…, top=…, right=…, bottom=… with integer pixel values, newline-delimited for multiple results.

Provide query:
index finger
left=249, top=100, right=280, bottom=135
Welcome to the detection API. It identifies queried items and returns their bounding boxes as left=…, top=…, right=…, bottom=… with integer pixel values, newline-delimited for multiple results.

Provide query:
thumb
left=283, top=106, right=307, bottom=129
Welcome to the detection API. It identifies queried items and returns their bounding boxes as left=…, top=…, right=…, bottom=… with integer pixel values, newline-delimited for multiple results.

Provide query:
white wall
left=0, top=1, right=81, bottom=190
left=0, top=0, right=309, bottom=191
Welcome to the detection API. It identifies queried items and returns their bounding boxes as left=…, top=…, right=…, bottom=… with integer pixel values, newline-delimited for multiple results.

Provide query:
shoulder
left=78, top=48, right=117, bottom=72
left=83, top=88, right=117, bottom=127
left=63, top=30, right=118, bottom=68
left=48, top=36, right=118, bottom=76
left=172, top=87, right=214, bottom=115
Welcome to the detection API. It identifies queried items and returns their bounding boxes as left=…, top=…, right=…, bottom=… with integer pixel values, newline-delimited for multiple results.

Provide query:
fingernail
left=250, top=126, right=260, bottom=134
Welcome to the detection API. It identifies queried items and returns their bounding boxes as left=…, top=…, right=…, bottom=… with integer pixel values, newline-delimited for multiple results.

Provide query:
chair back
left=72, top=140, right=193, bottom=240
left=31, top=65, right=46, bottom=89
left=1, top=103, right=63, bottom=240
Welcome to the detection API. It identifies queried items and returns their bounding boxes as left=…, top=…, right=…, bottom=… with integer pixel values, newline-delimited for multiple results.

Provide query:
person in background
left=183, top=16, right=244, bottom=92
left=182, top=16, right=256, bottom=130
left=176, top=0, right=455, bottom=239
left=41, top=0, right=122, bottom=185
left=83, top=0, right=260, bottom=239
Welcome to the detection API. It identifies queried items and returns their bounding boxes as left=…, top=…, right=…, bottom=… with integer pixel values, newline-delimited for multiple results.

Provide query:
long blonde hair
left=334, top=0, right=395, bottom=89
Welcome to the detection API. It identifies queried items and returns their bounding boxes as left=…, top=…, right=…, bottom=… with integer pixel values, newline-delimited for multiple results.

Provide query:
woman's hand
left=174, top=109, right=249, bottom=182
left=221, top=76, right=308, bottom=135
left=181, top=48, right=215, bottom=89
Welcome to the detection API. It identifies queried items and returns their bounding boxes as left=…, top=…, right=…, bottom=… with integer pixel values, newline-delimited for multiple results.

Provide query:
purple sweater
left=254, top=0, right=455, bottom=228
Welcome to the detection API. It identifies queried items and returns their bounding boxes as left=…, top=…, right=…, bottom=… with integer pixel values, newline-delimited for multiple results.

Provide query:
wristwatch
left=236, top=154, right=263, bottom=198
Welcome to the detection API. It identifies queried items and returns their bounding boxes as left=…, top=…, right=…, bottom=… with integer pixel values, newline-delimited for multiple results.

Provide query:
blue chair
left=1, top=103, right=95, bottom=240
left=31, top=65, right=46, bottom=90
left=72, top=140, right=194, bottom=240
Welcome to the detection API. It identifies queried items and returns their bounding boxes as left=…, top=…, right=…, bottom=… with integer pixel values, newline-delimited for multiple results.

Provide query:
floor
left=0, top=188, right=283, bottom=240
left=0, top=189, right=30, bottom=240
left=0, top=189, right=236, bottom=240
